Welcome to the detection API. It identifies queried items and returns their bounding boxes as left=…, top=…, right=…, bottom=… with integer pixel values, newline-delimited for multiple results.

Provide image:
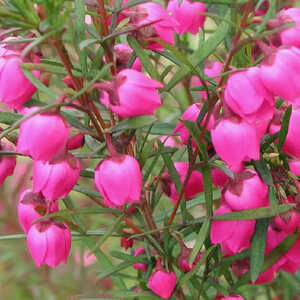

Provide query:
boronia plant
left=0, top=0, right=300, bottom=299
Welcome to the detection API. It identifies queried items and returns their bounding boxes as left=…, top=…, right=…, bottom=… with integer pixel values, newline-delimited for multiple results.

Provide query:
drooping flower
left=133, top=247, right=147, bottom=272
left=211, top=203, right=256, bottom=255
left=211, top=116, right=260, bottom=171
left=167, top=0, right=206, bottom=35
left=0, top=141, right=16, bottom=185
left=224, top=170, right=269, bottom=211
left=94, top=154, right=142, bottom=208
left=148, top=260, right=177, bottom=299
left=0, top=42, right=40, bottom=109
left=100, top=69, right=162, bottom=117
left=27, top=220, right=71, bottom=268
left=17, top=108, right=69, bottom=161
left=33, top=154, right=80, bottom=201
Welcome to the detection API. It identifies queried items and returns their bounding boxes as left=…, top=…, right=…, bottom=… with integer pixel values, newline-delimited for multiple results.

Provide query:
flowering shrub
left=0, top=0, right=300, bottom=299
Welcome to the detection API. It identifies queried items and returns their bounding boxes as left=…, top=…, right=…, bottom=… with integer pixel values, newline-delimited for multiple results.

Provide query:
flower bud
left=120, top=237, right=134, bottom=250
left=17, top=108, right=69, bottom=161
left=133, top=247, right=147, bottom=272
left=114, top=43, right=141, bottom=72
left=177, top=241, right=201, bottom=272
left=67, top=134, right=84, bottom=150
left=100, top=69, right=162, bottom=117
left=27, top=220, right=71, bottom=268
left=94, top=154, right=142, bottom=208
left=33, top=154, right=80, bottom=201
left=167, top=0, right=206, bottom=35
left=224, top=170, right=269, bottom=211
left=0, top=141, right=16, bottom=185
left=148, top=260, right=177, bottom=299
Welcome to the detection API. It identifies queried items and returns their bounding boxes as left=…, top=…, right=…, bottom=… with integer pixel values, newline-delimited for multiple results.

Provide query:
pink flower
left=211, top=168, right=229, bottom=188
left=148, top=261, right=177, bottom=299
left=289, top=159, right=300, bottom=176
left=33, top=154, right=80, bottom=201
left=167, top=0, right=206, bottom=35
left=18, top=189, right=46, bottom=233
left=211, top=117, right=260, bottom=171
left=27, top=220, right=71, bottom=268
left=268, top=8, right=300, bottom=48
left=114, top=44, right=141, bottom=72
left=67, top=134, right=84, bottom=150
left=100, top=69, right=162, bottom=117
left=94, top=154, right=142, bottom=208
left=17, top=108, right=69, bottom=161
left=0, top=44, right=40, bottom=109
left=216, top=295, right=244, bottom=300
left=130, top=2, right=178, bottom=50
left=174, top=103, right=214, bottom=146
left=224, top=67, right=274, bottom=123
left=161, top=162, right=203, bottom=203
left=259, top=46, right=300, bottom=104
left=211, top=203, right=256, bottom=255
left=133, top=247, right=147, bottom=272
left=224, top=170, right=269, bottom=211
left=0, top=141, right=16, bottom=185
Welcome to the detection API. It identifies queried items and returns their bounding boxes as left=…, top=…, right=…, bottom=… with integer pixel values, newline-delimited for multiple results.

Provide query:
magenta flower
left=100, top=69, right=162, bottom=117
left=0, top=44, right=40, bottom=109
left=94, top=154, right=142, bottom=208
left=289, top=159, right=300, bottom=176
left=177, top=241, right=201, bottom=272
left=148, top=260, right=177, bottom=299
left=131, top=2, right=178, bottom=50
left=33, top=154, right=80, bottom=201
left=133, top=247, right=147, bottom=272
left=167, top=0, right=206, bottom=35
left=17, top=108, right=70, bottom=161
left=27, top=220, right=71, bottom=268
left=224, top=67, right=274, bottom=123
left=0, top=141, right=16, bottom=185
left=211, top=117, right=260, bottom=171
left=114, top=44, right=142, bottom=72
left=211, top=203, right=256, bottom=255
left=259, top=46, right=300, bottom=104
left=224, top=170, right=269, bottom=211
left=161, top=161, right=203, bottom=203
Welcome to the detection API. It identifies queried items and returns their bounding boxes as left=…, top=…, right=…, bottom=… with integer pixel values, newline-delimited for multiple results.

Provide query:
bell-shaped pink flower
left=131, top=3, right=178, bottom=50
left=211, top=117, right=260, bottom=171
left=148, top=260, right=177, bottom=299
left=174, top=103, right=214, bottom=146
left=94, top=154, right=142, bottom=208
left=224, top=170, right=269, bottom=211
left=67, top=134, right=84, bottom=150
left=18, top=189, right=45, bottom=233
left=0, top=141, right=16, bottom=185
left=161, top=162, right=204, bottom=203
left=259, top=46, right=300, bottom=104
left=0, top=44, right=40, bottom=109
left=33, top=154, right=80, bottom=201
left=211, top=203, right=256, bottom=255
left=114, top=44, right=141, bottom=72
left=268, top=8, right=300, bottom=48
left=133, top=247, right=147, bottom=272
left=224, top=67, right=274, bottom=123
left=167, top=0, right=206, bottom=35
left=17, top=108, right=69, bottom=161
left=27, top=220, right=71, bottom=268
left=100, top=69, right=162, bottom=117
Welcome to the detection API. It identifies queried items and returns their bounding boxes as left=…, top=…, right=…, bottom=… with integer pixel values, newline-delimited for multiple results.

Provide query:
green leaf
left=189, top=219, right=210, bottom=265
left=79, top=38, right=100, bottom=50
left=212, top=204, right=294, bottom=221
left=111, top=115, right=156, bottom=132
left=127, top=36, right=160, bottom=81
left=142, top=122, right=177, bottom=135
left=268, top=185, right=279, bottom=206
left=250, top=218, right=269, bottom=282
left=278, top=105, right=292, bottom=150
left=80, top=290, right=157, bottom=299
left=200, top=164, right=214, bottom=216
left=209, top=161, right=234, bottom=179
left=73, top=184, right=102, bottom=198
left=110, top=251, right=148, bottom=264
left=253, top=157, right=273, bottom=186
left=0, top=111, right=21, bottom=125
left=164, top=10, right=231, bottom=91
left=97, top=260, right=134, bottom=280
